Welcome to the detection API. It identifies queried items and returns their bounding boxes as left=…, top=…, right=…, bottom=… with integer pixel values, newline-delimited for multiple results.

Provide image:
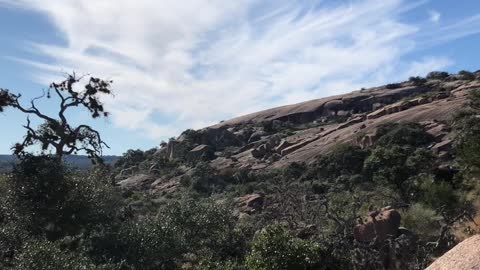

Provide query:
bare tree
left=0, top=74, right=113, bottom=161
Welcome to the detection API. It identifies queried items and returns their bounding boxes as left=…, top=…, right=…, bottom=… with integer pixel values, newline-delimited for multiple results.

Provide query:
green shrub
left=409, top=76, right=427, bottom=86
left=420, top=177, right=459, bottom=210
left=364, top=146, right=433, bottom=199
left=184, top=163, right=226, bottom=194
left=0, top=222, right=29, bottom=267
left=402, top=204, right=441, bottom=240
left=386, top=83, right=401, bottom=89
left=6, top=155, right=122, bottom=240
left=14, top=240, right=116, bottom=270
left=453, top=110, right=480, bottom=170
left=114, top=149, right=146, bottom=170
left=376, top=123, right=435, bottom=148
left=458, top=70, right=475, bottom=81
left=245, top=225, right=334, bottom=270
left=159, top=198, right=246, bottom=259
left=87, top=219, right=182, bottom=270
left=312, top=144, right=369, bottom=181
left=426, top=71, right=449, bottom=80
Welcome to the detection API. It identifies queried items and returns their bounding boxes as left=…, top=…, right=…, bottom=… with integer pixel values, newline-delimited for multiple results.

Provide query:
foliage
left=386, top=83, right=402, bottom=89
left=114, top=149, right=147, bottom=170
left=453, top=90, right=480, bottom=170
left=13, top=240, right=118, bottom=270
left=364, top=146, right=433, bottom=199
left=311, top=144, right=369, bottom=182
left=426, top=71, right=449, bottom=80
left=409, top=76, right=427, bottom=86
left=4, top=155, right=121, bottom=240
left=87, top=219, right=182, bottom=270
left=458, top=70, right=475, bottom=80
left=245, top=225, right=326, bottom=270
left=375, top=122, right=435, bottom=148
left=182, top=163, right=227, bottom=194
left=159, top=198, right=247, bottom=259
left=402, top=204, right=441, bottom=240
left=420, top=176, right=459, bottom=210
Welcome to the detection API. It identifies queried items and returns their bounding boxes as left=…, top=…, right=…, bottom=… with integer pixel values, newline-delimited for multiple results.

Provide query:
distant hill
left=0, top=155, right=120, bottom=172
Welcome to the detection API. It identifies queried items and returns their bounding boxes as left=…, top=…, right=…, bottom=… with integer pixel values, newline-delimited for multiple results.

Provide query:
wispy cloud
left=429, top=10, right=441, bottom=23
left=0, top=0, right=471, bottom=140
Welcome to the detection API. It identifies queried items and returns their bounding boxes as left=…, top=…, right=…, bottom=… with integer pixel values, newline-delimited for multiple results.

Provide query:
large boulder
left=354, top=207, right=401, bottom=243
left=116, top=174, right=154, bottom=191
left=426, top=235, right=480, bottom=270
left=186, top=144, right=214, bottom=162
left=200, top=127, right=242, bottom=149
left=234, top=193, right=265, bottom=214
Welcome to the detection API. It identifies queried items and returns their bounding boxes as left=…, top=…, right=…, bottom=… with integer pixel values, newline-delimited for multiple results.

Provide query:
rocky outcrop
left=426, top=235, right=480, bottom=270
left=146, top=76, right=480, bottom=175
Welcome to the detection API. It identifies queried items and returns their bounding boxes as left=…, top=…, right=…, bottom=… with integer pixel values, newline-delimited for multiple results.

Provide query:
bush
left=409, top=76, right=427, bottom=86
left=458, top=70, right=475, bottom=81
left=364, top=146, right=433, bottom=199
left=420, top=176, right=459, bottom=210
left=426, top=71, right=449, bottom=80
left=403, top=204, right=441, bottom=240
left=0, top=222, right=29, bottom=267
left=376, top=123, right=435, bottom=148
left=311, top=144, right=369, bottom=181
left=453, top=109, right=480, bottom=170
left=114, top=149, right=146, bottom=170
left=87, top=219, right=182, bottom=270
left=245, top=225, right=326, bottom=270
left=13, top=240, right=116, bottom=270
left=159, top=198, right=247, bottom=259
left=6, top=155, right=122, bottom=240
left=183, top=163, right=226, bottom=194
left=386, top=83, right=401, bottom=89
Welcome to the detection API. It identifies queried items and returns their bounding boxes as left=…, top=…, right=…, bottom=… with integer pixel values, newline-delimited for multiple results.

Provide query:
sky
left=0, top=0, right=479, bottom=155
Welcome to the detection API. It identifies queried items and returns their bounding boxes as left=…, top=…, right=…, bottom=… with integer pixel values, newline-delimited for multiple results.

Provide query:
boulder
left=200, top=127, right=242, bottom=149
left=252, top=144, right=268, bottom=159
left=186, top=144, right=214, bottom=162
left=234, top=193, right=265, bottom=214
left=116, top=174, right=154, bottom=191
left=150, top=179, right=180, bottom=195
left=248, top=130, right=268, bottom=143
left=426, top=235, right=480, bottom=270
left=432, top=139, right=453, bottom=154
left=354, top=208, right=401, bottom=243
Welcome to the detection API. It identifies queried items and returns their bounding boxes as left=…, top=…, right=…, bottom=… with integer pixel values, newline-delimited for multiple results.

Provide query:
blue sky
left=0, top=0, right=479, bottom=155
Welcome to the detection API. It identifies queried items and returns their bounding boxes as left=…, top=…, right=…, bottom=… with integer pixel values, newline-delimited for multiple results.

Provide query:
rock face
left=207, top=79, right=479, bottom=171
left=354, top=208, right=402, bottom=243
left=426, top=235, right=480, bottom=270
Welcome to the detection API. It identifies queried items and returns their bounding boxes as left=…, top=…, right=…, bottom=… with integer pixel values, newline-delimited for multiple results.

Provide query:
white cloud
left=0, top=0, right=465, bottom=141
left=429, top=10, right=441, bottom=23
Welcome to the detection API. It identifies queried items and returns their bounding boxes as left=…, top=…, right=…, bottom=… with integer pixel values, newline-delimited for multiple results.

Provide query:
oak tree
left=0, top=74, right=113, bottom=161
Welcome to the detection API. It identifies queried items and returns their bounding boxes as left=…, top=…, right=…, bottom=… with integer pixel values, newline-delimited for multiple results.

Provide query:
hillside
left=115, top=71, right=480, bottom=188
left=102, top=70, right=480, bottom=268
left=2, top=70, right=480, bottom=269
